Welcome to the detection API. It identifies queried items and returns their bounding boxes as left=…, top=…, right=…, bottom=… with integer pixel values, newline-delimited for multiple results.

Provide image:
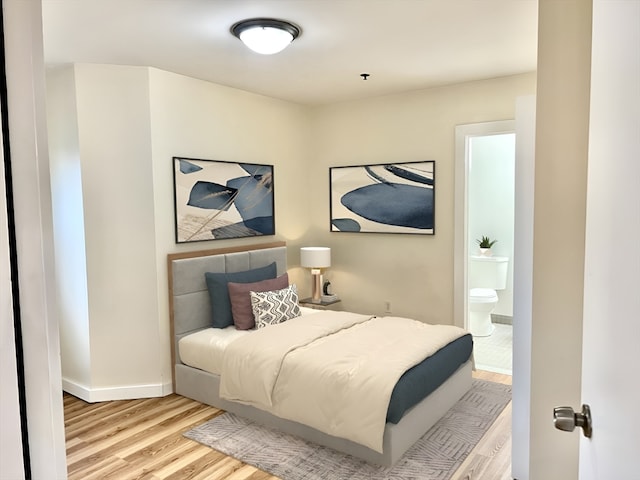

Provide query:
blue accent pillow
left=205, top=262, right=277, bottom=328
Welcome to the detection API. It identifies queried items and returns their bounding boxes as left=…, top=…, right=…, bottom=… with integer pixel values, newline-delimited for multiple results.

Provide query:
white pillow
left=250, top=284, right=301, bottom=329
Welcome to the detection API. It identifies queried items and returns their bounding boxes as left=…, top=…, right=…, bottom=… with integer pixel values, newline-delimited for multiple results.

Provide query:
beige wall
left=75, top=65, right=161, bottom=393
left=147, top=68, right=311, bottom=386
left=48, top=65, right=312, bottom=398
left=308, top=73, right=536, bottom=323
left=49, top=64, right=162, bottom=399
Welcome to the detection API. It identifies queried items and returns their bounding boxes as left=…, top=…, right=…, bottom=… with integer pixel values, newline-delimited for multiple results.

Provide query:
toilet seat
left=469, top=288, right=498, bottom=303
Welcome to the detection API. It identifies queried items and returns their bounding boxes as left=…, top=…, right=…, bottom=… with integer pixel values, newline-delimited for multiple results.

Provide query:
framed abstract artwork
left=173, top=157, right=275, bottom=243
left=330, top=161, right=435, bottom=234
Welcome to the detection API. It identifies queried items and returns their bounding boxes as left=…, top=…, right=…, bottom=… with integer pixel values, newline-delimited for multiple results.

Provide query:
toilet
left=469, top=255, right=509, bottom=337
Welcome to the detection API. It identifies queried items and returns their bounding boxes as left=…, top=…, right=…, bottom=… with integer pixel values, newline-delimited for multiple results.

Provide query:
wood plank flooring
left=64, top=370, right=512, bottom=480
left=451, top=371, right=513, bottom=480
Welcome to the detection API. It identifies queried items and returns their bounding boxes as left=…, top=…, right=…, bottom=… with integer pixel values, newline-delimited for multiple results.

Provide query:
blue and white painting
left=173, top=157, right=274, bottom=243
left=330, top=161, right=435, bottom=234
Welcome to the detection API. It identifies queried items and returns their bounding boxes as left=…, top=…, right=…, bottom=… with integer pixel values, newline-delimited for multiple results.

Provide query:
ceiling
left=41, top=0, right=538, bottom=106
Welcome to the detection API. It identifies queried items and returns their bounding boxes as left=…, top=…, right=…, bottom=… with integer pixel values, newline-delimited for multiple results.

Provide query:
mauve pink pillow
left=227, top=273, right=289, bottom=330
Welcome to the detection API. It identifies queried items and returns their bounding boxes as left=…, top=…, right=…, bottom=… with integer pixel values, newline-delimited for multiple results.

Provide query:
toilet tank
left=469, top=256, right=509, bottom=290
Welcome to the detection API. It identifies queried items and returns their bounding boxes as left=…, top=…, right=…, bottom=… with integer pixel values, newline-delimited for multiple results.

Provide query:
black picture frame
left=330, top=161, right=435, bottom=234
left=173, top=157, right=275, bottom=243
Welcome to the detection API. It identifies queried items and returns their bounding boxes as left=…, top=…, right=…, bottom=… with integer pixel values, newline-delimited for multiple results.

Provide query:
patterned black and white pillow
left=250, top=284, right=301, bottom=329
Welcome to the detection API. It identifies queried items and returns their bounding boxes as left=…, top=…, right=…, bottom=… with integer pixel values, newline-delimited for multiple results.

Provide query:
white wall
left=308, top=74, right=535, bottom=324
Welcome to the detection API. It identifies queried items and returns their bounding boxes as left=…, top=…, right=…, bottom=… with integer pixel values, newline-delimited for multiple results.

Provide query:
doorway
left=467, top=133, right=515, bottom=374
left=454, top=121, right=516, bottom=375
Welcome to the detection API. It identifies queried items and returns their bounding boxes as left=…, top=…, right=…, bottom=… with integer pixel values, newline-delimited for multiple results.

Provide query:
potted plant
left=476, top=236, right=497, bottom=256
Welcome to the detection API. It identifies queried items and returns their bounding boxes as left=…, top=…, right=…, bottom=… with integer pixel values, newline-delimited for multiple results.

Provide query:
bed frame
left=168, top=241, right=472, bottom=466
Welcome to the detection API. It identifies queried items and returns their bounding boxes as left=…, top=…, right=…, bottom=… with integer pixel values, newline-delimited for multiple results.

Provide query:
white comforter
left=219, top=310, right=467, bottom=452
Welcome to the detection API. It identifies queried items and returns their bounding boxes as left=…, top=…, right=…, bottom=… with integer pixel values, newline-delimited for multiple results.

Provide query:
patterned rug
left=184, top=379, right=511, bottom=480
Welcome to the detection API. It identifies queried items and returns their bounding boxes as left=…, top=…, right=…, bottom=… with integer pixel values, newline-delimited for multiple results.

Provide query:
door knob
left=553, top=404, right=592, bottom=438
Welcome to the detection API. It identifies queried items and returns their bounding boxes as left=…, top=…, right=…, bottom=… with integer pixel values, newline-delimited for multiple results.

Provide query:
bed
left=169, top=241, right=473, bottom=466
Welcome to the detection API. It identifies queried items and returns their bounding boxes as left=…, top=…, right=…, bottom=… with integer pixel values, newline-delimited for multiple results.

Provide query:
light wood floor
left=64, top=370, right=512, bottom=480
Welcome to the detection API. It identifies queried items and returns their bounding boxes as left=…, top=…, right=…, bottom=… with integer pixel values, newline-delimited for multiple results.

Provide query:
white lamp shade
left=239, top=26, right=294, bottom=55
left=300, top=247, right=331, bottom=269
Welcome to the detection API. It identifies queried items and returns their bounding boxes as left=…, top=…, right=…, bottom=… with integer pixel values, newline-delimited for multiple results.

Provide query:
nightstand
left=299, top=297, right=341, bottom=309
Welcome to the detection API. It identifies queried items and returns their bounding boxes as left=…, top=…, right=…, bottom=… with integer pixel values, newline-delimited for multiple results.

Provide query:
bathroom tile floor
left=473, top=323, right=512, bottom=375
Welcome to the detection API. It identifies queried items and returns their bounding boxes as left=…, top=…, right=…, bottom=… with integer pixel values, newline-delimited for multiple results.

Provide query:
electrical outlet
left=384, top=301, right=392, bottom=313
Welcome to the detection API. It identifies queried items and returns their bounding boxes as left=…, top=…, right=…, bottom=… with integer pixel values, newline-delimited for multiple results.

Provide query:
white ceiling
left=41, top=0, right=538, bottom=106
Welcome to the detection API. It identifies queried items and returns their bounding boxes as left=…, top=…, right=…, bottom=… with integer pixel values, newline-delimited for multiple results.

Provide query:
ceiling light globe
left=239, top=26, right=294, bottom=55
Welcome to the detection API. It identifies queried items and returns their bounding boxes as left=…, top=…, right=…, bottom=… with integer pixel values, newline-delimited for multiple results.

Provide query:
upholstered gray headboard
left=168, top=241, right=287, bottom=377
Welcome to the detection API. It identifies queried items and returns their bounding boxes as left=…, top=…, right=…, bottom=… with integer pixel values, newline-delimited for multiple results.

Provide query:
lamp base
left=311, top=270, right=322, bottom=303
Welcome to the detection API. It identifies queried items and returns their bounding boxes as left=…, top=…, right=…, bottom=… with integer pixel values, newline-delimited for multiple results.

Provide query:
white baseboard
left=62, top=377, right=174, bottom=403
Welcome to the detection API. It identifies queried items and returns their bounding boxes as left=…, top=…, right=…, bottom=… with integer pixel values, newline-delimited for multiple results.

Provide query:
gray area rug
left=184, top=379, right=511, bottom=480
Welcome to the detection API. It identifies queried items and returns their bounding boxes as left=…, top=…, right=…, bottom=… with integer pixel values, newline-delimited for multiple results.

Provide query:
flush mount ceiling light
left=231, top=18, right=301, bottom=55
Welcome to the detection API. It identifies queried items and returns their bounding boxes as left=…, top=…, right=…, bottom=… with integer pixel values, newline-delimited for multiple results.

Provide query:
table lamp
left=300, top=247, right=331, bottom=303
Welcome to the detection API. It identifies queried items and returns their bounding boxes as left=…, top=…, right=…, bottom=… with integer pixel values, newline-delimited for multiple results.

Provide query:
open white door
left=0, top=100, right=26, bottom=479
left=574, top=1, right=640, bottom=478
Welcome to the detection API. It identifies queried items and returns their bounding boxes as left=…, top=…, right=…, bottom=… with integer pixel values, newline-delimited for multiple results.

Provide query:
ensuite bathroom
left=467, top=132, right=515, bottom=375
